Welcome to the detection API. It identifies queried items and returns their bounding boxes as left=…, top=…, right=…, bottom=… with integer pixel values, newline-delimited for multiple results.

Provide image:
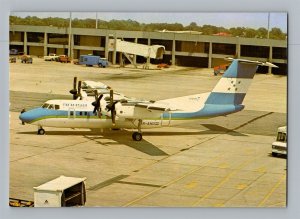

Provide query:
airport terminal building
left=9, top=25, right=287, bottom=74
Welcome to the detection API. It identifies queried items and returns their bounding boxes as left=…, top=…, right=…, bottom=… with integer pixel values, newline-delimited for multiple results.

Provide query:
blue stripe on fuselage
left=19, top=107, right=95, bottom=123
left=21, top=104, right=244, bottom=124
left=205, top=93, right=246, bottom=105
left=162, top=104, right=244, bottom=119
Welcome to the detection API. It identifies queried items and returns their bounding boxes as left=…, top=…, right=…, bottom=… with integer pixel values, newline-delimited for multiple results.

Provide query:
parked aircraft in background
left=19, top=58, right=277, bottom=141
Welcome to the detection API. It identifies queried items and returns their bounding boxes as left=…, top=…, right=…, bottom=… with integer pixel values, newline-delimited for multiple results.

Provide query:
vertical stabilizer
left=205, top=59, right=276, bottom=105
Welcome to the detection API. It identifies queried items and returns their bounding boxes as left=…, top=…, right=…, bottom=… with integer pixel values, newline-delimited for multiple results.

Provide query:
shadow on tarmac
left=18, top=124, right=246, bottom=156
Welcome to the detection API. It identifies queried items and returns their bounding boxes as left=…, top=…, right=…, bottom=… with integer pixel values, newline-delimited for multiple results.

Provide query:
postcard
left=9, top=12, right=287, bottom=207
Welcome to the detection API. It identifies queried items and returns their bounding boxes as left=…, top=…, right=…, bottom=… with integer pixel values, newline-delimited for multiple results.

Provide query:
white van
left=272, top=126, right=287, bottom=157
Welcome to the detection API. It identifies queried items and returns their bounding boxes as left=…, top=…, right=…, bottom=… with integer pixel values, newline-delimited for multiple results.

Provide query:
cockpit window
left=42, top=103, right=59, bottom=110
left=42, top=103, right=49, bottom=108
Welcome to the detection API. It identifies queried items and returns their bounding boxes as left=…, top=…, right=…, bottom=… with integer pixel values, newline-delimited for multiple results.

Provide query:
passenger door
left=68, top=108, right=75, bottom=119
left=161, top=112, right=171, bottom=126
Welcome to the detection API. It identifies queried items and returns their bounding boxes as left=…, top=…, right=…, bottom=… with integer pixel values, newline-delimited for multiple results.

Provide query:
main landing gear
left=132, top=119, right=142, bottom=141
left=37, top=127, right=45, bottom=135
left=132, top=132, right=142, bottom=141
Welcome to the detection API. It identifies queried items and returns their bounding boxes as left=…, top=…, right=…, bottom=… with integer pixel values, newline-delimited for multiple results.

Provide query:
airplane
left=19, top=58, right=278, bottom=141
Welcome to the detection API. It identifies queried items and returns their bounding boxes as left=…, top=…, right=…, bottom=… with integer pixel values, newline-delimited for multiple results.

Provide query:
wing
left=116, top=101, right=180, bottom=120
left=81, top=80, right=111, bottom=96
left=135, top=102, right=174, bottom=111
left=82, top=80, right=179, bottom=120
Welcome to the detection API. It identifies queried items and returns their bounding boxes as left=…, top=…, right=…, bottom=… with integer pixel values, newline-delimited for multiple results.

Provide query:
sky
left=10, top=12, right=287, bottom=32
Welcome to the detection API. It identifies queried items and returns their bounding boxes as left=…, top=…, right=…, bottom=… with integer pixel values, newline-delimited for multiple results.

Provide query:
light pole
left=267, top=12, right=270, bottom=39
left=96, top=12, right=98, bottom=29
left=68, top=12, right=72, bottom=58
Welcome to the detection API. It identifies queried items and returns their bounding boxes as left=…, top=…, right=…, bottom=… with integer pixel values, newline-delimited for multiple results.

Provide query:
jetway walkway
left=115, top=39, right=165, bottom=68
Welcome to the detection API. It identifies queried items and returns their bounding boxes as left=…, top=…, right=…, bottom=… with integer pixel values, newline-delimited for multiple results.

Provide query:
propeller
left=20, top=108, right=26, bottom=125
left=105, top=89, right=118, bottom=125
left=92, top=90, right=103, bottom=114
left=69, top=77, right=78, bottom=100
left=77, top=80, right=82, bottom=99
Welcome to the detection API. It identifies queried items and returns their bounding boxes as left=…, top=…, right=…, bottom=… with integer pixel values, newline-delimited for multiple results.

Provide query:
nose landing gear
left=37, top=127, right=45, bottom=135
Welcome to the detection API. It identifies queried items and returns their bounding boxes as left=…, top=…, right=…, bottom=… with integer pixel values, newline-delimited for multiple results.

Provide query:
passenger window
left=48, top=105, right=54, bottom=109
left=55, top=105, right=60, bottom=110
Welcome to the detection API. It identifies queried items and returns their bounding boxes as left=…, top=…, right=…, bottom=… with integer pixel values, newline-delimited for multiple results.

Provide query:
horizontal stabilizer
left=225, top=57, right=278, bottom=68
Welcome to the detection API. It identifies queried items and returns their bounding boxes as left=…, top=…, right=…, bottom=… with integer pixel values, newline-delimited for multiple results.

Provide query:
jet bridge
left=115, top=39, right=165, bottom=68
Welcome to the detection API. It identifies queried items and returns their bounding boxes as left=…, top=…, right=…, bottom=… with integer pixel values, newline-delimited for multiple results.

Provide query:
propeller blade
left=106, top=89, right=114, bottom=111
left=112, top=109, right=116, bottom=125
left=93, top=94, right=103, bottom=114
left=107, top=89, right=116, bottom=125
left=110, top=101, right=118, bottom=125
left=93, top=104, right=97, bottom=114
left=73, top=77, right=77, bottom=90
left=97, top=94, right=103, bottom=106
left=94, top=90, right=98, bottom=101
left=69, top=77, right=78, bottom=99
left=110, top=89, right=113, bottom=104
left=76, top=80, right=82, bottom=99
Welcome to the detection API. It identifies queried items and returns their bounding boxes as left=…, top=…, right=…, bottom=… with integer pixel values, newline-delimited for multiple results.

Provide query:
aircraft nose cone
left=19, top=108, right=42, bottom=124
left=19, top=110, right=31, bottom=124
left=19, top=107, right=50, bottom=124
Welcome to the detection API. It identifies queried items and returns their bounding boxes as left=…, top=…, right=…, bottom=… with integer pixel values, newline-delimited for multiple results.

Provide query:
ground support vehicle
left=79, top=55, right=108, bottom=67
left=58, top=55, right=71, bottom=63
left=21, top=55, right=33, bottom=64
left=44, top=53, right=59, bottom=61
left=213, top=64, right=229, bottom=75
left=9, top=57, right=17, bottom=63
left=272, top=126, right=287, bottom=157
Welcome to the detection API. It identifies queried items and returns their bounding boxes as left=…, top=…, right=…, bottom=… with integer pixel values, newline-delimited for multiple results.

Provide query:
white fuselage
left=21, top=92, right=214, bottom=130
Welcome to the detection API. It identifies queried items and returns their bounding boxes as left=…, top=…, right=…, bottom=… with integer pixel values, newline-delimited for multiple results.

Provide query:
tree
left=186, top=22, right=199, bottom=31
left=257, top=27, right=268, bottom=38
left=8, top=15, right=287, bottom=40
left=269, top=27, right=286, bottom=40
left=244, top=28, right=257, bottom=38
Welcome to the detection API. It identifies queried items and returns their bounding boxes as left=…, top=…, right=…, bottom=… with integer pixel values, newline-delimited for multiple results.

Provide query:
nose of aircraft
left=19, top=110, right=31, bottom=124
left=19, top=108, right=41, bottom=124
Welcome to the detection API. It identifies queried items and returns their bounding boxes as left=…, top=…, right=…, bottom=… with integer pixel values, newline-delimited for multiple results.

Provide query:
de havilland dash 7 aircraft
left=19, top=58, right=277, bottom=141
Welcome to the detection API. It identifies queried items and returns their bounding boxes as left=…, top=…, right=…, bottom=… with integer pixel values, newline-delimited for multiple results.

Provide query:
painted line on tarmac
left=122, top=154, right=223, bottom=207
left=192, top=155, right=257, bottom=207
left=258, top=174, right=286, bottom=207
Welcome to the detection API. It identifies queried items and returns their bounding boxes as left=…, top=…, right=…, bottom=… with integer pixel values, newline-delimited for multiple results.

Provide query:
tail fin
left=205, top=59, right=277, bottom=105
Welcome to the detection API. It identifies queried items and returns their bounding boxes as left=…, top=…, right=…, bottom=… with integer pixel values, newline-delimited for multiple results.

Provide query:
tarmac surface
left=9, top=58, right=287, bottom=207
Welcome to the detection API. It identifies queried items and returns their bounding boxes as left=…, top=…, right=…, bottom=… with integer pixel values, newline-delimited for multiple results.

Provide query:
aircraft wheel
left=132, top=132, right=142, bottom=141
left=272, top=152, right=277, bottom=157
left=38, top=128, right=45, bottom=135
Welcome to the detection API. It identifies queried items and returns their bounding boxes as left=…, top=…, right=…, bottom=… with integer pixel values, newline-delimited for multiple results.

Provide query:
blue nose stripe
left=19, top=108, right=44, bottom=123
left=19, top=108, right=67, bottom=123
